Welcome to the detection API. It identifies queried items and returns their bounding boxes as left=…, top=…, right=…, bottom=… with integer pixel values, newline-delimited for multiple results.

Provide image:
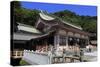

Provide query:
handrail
left=11, top=51, right=23, bottom=59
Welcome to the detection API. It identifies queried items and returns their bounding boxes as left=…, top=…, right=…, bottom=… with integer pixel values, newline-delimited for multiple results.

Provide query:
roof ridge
left=39, top=11, right=55, bottom=21
left=47, top=13, right=82, bottom=30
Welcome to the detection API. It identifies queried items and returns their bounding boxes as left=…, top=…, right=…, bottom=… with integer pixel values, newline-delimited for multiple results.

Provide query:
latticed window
left=59, top=36, right=66, bottom=46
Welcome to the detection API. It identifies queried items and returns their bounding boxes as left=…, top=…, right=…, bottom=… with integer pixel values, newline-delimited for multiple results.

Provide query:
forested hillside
left=53, top=10, right=97, bottom=33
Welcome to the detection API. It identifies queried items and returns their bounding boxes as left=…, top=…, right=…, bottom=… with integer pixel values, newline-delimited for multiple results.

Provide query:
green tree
left=53, top=10, right=97, bottom=34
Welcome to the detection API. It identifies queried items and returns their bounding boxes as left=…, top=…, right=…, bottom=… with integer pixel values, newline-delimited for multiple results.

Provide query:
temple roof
left=13, top=22, right=56, bottom=40
left=39, top=11, right=82, bottom=30
left=13, top=30, right=54, bottom=40
left=18, top=23, right=41, bottom=34
left=61, top=20, right=82, bottom=30
left=13, top=33, right=39, bottom=40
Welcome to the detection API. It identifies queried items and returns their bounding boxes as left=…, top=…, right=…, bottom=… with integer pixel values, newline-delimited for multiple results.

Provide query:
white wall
left=23, top=50, right=50, bottom=65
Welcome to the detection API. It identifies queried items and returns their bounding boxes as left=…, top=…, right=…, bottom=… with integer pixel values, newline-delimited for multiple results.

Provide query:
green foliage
left=20, top=60, right=30, bottom=65
left=14, top=8, right=40, bottom=26
left=13, top=1, right=40, bottom=26
left=53, top=10, right=97, bottom=33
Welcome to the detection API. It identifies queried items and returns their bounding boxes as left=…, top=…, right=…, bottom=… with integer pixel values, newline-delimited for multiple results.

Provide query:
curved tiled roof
left=13, top=30, right=55, bottom=40
left=18, top=23, right=41, bottom=34
left=39, top=11, right=82, bottom=30
left=39, top=12, right=55, bottom=21
left=61, top=20, right=82, bottom=30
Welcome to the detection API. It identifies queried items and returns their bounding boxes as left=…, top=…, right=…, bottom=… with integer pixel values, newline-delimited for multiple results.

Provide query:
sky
left=21, top=1, right=97, bottom=16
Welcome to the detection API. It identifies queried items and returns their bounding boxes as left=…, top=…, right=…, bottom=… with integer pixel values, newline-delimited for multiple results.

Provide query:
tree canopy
left=53, top=10, right=97, bottom=33
left=12, top=1, right=40, bottom=26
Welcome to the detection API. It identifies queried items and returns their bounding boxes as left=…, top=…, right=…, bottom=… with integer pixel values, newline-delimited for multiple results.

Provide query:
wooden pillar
left=15, top=51, right=18, bottom=57
left=54, top=35, right=57, bottom=50
left=57, top=34, right=60, bottom=51
left=87, top=38, right=89, bottom=45
left=66, top=36, right=68, bottom=50
left=46, top=41, right=48, bottom=52
left=54, top=34, right=60, bottom=51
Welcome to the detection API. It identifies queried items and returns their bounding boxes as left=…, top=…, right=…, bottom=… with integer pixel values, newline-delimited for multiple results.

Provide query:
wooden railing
left=11, top=50, right=23, bottom=59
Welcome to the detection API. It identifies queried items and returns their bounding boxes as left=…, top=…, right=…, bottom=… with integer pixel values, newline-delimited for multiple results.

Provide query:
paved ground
left=84, top=51, right=97, bottom=61
left=84, top=51, right=97, bottom=56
